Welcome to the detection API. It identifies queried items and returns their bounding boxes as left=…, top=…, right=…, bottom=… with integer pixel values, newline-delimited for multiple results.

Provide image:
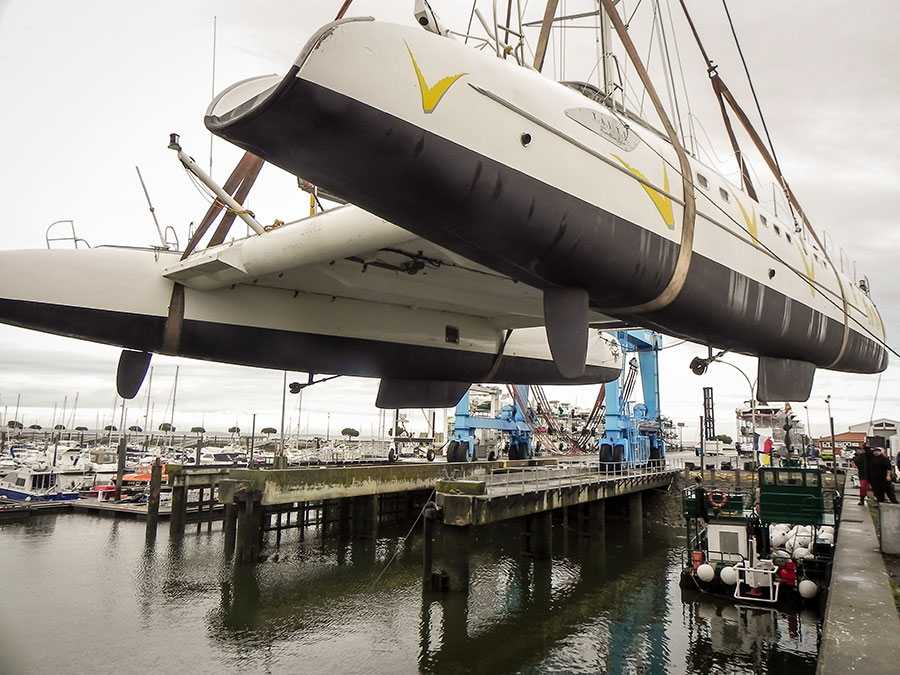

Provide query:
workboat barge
left=680, top=466, right=840, bottom=607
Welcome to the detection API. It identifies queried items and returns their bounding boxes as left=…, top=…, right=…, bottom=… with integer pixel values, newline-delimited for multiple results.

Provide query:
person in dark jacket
left=852, top=444, right=872, bottom=505
left=869, top=448, right=898, bottom=504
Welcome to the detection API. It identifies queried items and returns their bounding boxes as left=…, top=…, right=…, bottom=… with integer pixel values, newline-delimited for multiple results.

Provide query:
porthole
left=719, top=187, right=729, bottom=202
left=696, top=173, right=708, bottom=189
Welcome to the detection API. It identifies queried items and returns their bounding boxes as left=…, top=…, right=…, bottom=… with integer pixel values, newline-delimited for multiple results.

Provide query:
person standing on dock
left=869, top=448, right=898, bottom=504
left=852, top=443, right=873, bottom=505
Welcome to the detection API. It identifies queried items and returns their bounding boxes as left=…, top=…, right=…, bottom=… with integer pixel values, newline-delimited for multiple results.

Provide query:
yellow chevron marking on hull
left=734, top=196, right=759, bottom=245
left=612, top=155, right=674, bottom=229
left=406, top=43, right=467, bottom=113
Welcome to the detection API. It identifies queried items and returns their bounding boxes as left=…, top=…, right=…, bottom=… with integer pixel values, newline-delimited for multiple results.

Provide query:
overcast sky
left=0, top=1, right=898, bottom=443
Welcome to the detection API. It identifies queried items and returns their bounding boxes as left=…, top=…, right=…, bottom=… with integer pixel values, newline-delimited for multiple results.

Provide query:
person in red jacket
left=852, top=443, right=873, bottom=505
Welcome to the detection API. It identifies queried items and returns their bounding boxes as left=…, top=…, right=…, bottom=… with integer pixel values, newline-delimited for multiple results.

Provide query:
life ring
left=708, top=490, right=728, bottom=509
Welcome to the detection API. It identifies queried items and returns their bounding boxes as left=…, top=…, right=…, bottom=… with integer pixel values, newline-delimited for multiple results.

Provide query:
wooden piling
left=169, top=484, right=187, bottom=537
left=223, top=503, right=238, bottom=555
left=422, top=502, right=437, bottom=588
left=588, top=499, right=606, bottom=539
left=443, top=525, right=470, bottom=591
left=196, top=487, right=205, bottom=534
left=530, top=511, right=553, bottom=559
left=235, top=489, right=263, bottom=565
left=145, top=460, right=163, bottom=540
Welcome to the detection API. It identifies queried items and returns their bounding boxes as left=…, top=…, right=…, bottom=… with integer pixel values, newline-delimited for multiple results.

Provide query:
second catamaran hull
left=205, top=17, right=887, bottom=377
left=0, top=247, right=622, bottom=388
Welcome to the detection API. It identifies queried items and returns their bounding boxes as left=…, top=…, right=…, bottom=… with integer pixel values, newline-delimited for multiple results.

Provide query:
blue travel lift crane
left=446, top=385, right=534, bottom=462
left=445, top=330, right=665, bottom=464
left=599, top=330, right=666, bottom=468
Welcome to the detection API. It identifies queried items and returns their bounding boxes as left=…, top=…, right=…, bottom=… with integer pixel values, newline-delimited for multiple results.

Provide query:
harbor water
left=0, top=512, right=820, bottom=674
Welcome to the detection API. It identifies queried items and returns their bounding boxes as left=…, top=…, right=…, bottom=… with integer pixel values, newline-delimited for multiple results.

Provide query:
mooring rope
left=368, top=488, right=437, bottom=589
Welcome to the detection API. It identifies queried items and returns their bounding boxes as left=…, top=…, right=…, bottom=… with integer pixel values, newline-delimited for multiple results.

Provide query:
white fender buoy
left=798, top=579, right=818, bottom=599
left=792, top=546, right=810, bottom=560
left=719, top=565, right=738, bottom=585
left=697, top=563, right=715, bottom=582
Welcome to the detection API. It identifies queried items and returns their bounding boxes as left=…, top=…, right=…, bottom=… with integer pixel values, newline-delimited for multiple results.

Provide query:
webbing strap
left=599, top=0, right=697, bottom=315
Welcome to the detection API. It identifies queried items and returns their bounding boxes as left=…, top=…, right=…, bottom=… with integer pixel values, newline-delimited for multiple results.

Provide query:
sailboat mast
left=170, top=365, right=179, bottom=433
left=69, top=392, right=78, bottom=430
left=144, top=366, right=154, bottom=450
left=599, top=1, right=616, bottom=100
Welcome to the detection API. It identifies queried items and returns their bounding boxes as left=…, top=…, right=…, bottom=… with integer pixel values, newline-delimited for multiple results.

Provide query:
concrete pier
left=817, top=493, right=900, bottom=674
left=424, top=463, right=675, bottom=591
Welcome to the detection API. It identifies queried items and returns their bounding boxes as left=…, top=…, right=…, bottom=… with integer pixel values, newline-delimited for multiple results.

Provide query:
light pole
left=677, top=422, right=685, bottom=451
left=825, top=395, right=837, bottom=471
left=710, top=360, right=756, bottom=464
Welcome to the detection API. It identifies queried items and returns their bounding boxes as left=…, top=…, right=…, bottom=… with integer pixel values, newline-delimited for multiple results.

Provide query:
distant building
left=813, top=431, right=866, bottom=453
left=848, top=418, right=899, bottom=440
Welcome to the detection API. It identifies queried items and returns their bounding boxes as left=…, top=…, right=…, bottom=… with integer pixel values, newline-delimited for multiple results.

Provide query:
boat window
left=761, top=471, right=775, bottom=485
left=718, top=531, right=741, bottom=555
left=760, top=214, right=768, bottom=227
left=16, top=477, right=26, bottom=487
left=696, top=173, right=708, bottom=189
left=776, top=470, right=805, bottom=485
left=773, top=224, right=781, bottom=236
left=719, top=187, right=729, bottom=202
left=813, top=253, right=819, bottom=263
left=805, top=472, right=821, bottom=487
left=785, top=232, right=792, bottom=243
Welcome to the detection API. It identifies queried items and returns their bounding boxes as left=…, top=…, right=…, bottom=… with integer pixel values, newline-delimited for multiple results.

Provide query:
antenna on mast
left=209, top=16, right=217, bottom=177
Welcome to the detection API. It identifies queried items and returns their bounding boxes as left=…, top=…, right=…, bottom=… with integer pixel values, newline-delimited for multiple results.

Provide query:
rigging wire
left=654, top=0, right=686, bottom=151
left=867, top=372, right=882, bottom=435
left=720, top=0, right=798, bottom=228
left=662, top=0, right=696, bottom=155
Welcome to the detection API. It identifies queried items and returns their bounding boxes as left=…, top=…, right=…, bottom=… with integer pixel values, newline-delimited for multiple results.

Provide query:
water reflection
left=0, top=512, right=821, bottom=675
left=680, top=589, right=820, bottom=674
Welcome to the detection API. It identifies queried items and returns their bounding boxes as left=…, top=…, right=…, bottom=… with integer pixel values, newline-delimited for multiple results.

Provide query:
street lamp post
left=677, top=422, right=685, bottom=451
left=710, top=360, right=757, bottom=466
left=825, top=395, right=837, bottom=473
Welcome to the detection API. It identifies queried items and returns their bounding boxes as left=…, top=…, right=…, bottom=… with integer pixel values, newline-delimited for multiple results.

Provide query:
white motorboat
left=0, top=464, right=79, bottom=502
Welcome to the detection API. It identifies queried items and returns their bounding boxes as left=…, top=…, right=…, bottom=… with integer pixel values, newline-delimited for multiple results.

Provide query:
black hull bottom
left=207, top=74, right=887, bottom=374
left=0, top=299, right=619, bottom=386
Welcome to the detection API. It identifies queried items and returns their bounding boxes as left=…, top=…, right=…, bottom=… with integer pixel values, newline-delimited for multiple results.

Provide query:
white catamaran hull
left=0, top=245, right=624, bottom=400
left=206, top=17, right=887, bottom=387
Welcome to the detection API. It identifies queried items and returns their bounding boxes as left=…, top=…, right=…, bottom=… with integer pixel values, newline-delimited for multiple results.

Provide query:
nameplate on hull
left=566, top=108, right=639, bottom=151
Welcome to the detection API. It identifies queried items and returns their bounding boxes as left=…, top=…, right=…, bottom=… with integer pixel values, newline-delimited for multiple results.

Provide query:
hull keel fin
left=376, top=379, right=470, bottom=409
left=756, top=357, right=816, bottom=402
left=116, top=350, right=152, bottom=399
left=543, top=287, right=589, bottom=378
